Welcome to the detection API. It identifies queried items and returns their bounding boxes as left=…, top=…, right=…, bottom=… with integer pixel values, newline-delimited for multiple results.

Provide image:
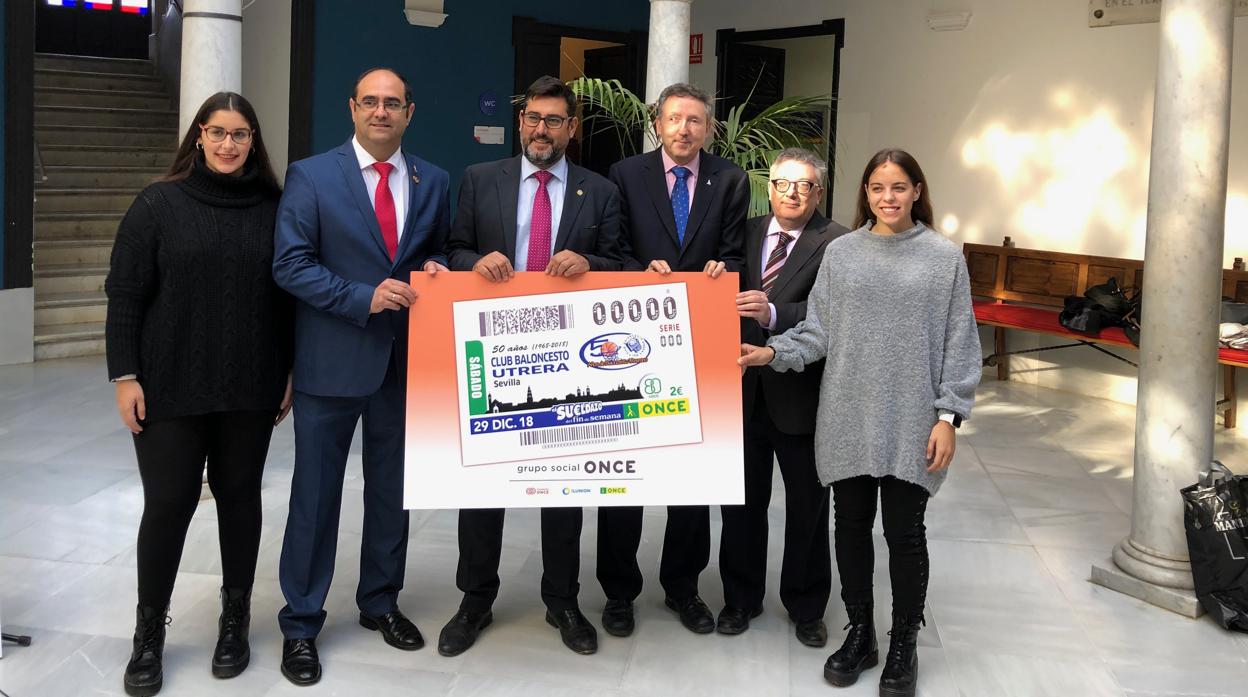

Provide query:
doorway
left=512, top=17, right=646, bottom=177
left=36, top=0, right=151, bottom=59
left=716, top=19, right=844, bottom=214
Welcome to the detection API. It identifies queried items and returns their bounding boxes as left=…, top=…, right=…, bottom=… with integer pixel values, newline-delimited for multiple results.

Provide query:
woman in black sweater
left=105, top=92, right=291, bottom=696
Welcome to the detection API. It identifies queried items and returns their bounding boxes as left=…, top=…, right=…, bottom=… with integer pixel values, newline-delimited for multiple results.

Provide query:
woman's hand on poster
left=926, top=421, right=956, bottom=472
left=276, top=373, right=294, bottom=425
left=116, top=380, right=146, bottom=434
left=738, top=343, right=775, bottom=374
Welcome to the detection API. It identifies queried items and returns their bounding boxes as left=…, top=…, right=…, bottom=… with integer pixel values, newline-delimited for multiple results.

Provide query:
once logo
left=599, top=487, right=628, bottom=495
left=580, top=333, right=650, bottom=370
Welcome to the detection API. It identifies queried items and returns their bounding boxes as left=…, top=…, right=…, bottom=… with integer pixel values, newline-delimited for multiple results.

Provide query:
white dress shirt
left=515, top=155, right=568, bottom=272
left=351, top=136, right=409, bottom=243
left=760, top=216, right=805, bottom=330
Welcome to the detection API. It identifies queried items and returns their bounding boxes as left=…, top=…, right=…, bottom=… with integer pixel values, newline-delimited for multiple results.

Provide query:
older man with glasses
left=719, top=147, right=850, bottom=645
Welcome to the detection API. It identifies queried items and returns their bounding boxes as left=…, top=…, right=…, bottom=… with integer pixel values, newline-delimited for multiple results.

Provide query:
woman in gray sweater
left=740, top=148, right=981, bottom=697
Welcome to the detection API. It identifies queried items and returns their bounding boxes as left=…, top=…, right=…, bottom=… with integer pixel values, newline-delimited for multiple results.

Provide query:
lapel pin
left=412, top=173, right=420, bottom=185
left=576, top=189, right=584, bottom=197
left=705, top=179, right=711, bottom=186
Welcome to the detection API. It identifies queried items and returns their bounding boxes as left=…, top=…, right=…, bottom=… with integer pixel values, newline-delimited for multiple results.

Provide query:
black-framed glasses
left=770, top=179, right=820, bottom=196
left=521, top=111, right=570, bottom=129
left=200, top=125, right=253, bottom=144
left=355, top=96, right=409, bottom=113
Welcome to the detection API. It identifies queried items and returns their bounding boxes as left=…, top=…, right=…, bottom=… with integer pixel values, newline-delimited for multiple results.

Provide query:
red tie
left=372, top=162, right=398, bottom=260
left=526, top=170, right=554, bottom=271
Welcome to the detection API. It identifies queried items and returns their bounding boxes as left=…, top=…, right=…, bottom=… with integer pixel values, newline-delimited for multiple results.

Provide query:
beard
left=523, top=136, right=565, bottom=167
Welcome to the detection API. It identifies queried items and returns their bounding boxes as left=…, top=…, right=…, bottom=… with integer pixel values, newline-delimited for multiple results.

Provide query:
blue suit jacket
left=273, top=139, right=450, bottom=397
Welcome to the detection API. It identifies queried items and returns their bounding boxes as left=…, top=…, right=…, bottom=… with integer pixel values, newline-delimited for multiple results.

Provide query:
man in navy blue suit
left=272, top=67, right=450, bottom=686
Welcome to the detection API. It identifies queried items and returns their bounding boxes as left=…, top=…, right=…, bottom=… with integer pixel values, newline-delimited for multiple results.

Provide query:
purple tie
left=526, top=170, right=554, bottom=271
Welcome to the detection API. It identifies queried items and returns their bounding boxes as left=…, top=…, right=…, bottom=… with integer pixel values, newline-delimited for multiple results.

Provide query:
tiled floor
left=2, top=357, right=1248, bottom=696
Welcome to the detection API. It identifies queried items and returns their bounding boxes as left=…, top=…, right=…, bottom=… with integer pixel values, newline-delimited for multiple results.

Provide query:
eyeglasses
left=770, top=179, right=820, bottom=196
left=200, top=125, right=253, bottom=144
left=355, top=96, right=409, bottom=113
left=521, top=111, right=570, bottom=129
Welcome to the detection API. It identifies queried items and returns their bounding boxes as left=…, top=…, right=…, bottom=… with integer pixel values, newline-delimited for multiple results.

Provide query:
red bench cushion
left=971, top=299, right=1248, bottom=366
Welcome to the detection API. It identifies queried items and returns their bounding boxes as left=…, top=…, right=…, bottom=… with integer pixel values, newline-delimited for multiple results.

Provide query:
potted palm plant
left=569, top=76, right=831, bottom=216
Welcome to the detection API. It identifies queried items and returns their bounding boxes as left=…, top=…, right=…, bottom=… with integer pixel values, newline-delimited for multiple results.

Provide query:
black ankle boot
left=212, top=587, right=252, bottom=678
left=823, top=603, right=877, bottom=687
left=124, top=605, right=168, bottom=696
left=879, top=612, right=924, bottom=697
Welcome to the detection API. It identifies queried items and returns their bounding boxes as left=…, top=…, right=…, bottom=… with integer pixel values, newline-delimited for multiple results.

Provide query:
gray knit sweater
left=766, top=222, right=981, bottom=495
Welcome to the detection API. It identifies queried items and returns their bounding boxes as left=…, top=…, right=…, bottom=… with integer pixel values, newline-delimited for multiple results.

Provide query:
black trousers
left=597, top=503, right=709, bottom=602
left=133, top=409, right=275, bottom=609
left=831, top=475, right=930, bottom=616
left=719, top=393, right=831, bottom=622
left=457, top=507, right=583, bottom=612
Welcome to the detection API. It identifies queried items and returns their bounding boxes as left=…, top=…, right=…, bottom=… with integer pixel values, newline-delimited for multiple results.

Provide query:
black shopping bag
left=1181, top=461, right=1248, bottom=631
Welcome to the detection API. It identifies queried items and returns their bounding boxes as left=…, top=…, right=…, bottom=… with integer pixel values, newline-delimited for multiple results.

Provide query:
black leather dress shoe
left=664, top=595, right=715, bottom=634
left=280, top=638, right=321, bottom=687
left=545, top=608, right=598, bottom=655
left=360, top=610, right=425, bottom=651
left=716, top=605, right=763, bottom=635
left=795, top=618, right=828, bottom=647
left=437, top=608, right=493, bottom=657
left=601, top=599, right=635, bottom=637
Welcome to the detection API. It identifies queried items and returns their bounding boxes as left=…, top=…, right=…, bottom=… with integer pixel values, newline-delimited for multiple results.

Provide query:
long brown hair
left=853, top=148, right=933, bottom=229
left=162, top=91, right=281, bottom=194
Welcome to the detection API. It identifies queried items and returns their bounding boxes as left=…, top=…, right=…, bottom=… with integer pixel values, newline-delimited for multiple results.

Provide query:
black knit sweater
left=105, top=158, right=293, bottom=422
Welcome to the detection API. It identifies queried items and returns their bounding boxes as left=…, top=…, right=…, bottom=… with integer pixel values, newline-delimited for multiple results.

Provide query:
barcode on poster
left=479, top=304, right=573, bottom=337
left=519, top=420, right=639, bottom=446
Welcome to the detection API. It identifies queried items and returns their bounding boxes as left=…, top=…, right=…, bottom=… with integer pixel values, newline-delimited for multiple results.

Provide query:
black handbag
left=1181, top=461, right=1248, bottom=632
left=1058, top=277, right=1141, bottom=346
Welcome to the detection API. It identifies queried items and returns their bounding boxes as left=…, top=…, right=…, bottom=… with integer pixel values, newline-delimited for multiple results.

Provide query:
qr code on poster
left=478, top=304, right=573, bottom=337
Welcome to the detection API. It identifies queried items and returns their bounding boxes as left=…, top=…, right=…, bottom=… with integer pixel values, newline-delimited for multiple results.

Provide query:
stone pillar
left=644, top=0, right=692, bottom=150
left=1090, top=0, right=1234, bottom=617
left=179, top=0, right=243, bottom=136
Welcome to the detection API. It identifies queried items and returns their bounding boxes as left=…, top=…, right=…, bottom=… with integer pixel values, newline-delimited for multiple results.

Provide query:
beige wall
left=689, top=0, right=1248, bottom=408
left=242, top=0, right=292, bottom=177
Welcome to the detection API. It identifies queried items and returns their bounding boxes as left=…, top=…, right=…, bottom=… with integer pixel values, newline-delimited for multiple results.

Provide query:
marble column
left=1090, top=0, right=1234, bottom=617
left=179, top=0, right=243, bottom=136
left=644, top=0, right=692, bottom=150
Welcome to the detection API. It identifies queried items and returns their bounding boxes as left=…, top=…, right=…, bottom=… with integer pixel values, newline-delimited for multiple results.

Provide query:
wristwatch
left=937, top=410, right=962, bottom=429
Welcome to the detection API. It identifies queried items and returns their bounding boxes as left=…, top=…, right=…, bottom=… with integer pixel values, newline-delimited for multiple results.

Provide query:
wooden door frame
left=5, top=0, right=35, bottom=290
left=511, top=16, right=647, bottom=156
left=715, top=18, right=844, bottom=212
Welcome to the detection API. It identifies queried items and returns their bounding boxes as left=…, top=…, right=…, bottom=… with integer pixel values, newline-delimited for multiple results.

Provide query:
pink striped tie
left=526, top=170, right=554, bottom=271
left=761, top=230, right=794, bottom=297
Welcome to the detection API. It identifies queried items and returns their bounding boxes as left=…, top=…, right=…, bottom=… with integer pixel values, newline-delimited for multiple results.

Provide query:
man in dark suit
left=272, top=67, right=450, bottom=686
left=597, top=82, right=749, bottom=637
left=719, top=148, right=849, bottom=647
left=439, top=76, right=623, bottom=657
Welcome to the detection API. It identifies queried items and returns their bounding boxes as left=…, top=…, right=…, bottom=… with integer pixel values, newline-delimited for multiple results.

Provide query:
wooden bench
left=963, top=238, right=1248, bottom=428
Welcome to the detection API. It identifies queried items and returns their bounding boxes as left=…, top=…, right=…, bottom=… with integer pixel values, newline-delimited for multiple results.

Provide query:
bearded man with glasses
left=272, top=67, right=451, bottom=686
left=719, top=147, right=850, bottom=645
left=441, top=75, right=624, bottom=657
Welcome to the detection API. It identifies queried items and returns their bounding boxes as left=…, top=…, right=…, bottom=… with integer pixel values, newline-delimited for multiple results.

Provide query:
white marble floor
left=2, top=357, right=1248, bottom=696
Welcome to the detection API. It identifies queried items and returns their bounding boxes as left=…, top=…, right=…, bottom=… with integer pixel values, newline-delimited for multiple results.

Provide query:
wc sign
left=689, top=34, right=703, bottom=64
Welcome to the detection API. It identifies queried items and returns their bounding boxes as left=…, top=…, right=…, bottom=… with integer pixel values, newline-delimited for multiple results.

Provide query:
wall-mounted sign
left=1090, top=0, right=1248, bottom=28
left=473, top=125, right=505, bottom=145
left=690, top=34, right=703, bottom=64
left=479, top=91, right=499, bottom=116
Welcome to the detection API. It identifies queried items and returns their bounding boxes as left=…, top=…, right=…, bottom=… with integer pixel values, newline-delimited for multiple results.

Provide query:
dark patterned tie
left=525, top=170, right=554, bottom=271
left=671, top=166, right=691, bottom=244
left=761, top=230, right=794, bottom=297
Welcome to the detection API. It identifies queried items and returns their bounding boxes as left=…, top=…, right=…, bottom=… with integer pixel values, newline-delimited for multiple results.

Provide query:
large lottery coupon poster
left=403, top=272, right=743, bottom=509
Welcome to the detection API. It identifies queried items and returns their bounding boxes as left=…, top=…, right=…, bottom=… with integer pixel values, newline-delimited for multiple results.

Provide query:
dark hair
left=853, top=148, right=934, bottom=229
left=523, top=75, right=576, bottom=116
left=352, top=67, right=414, bottom=106
left=163, top=92, right=280, bottom=194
